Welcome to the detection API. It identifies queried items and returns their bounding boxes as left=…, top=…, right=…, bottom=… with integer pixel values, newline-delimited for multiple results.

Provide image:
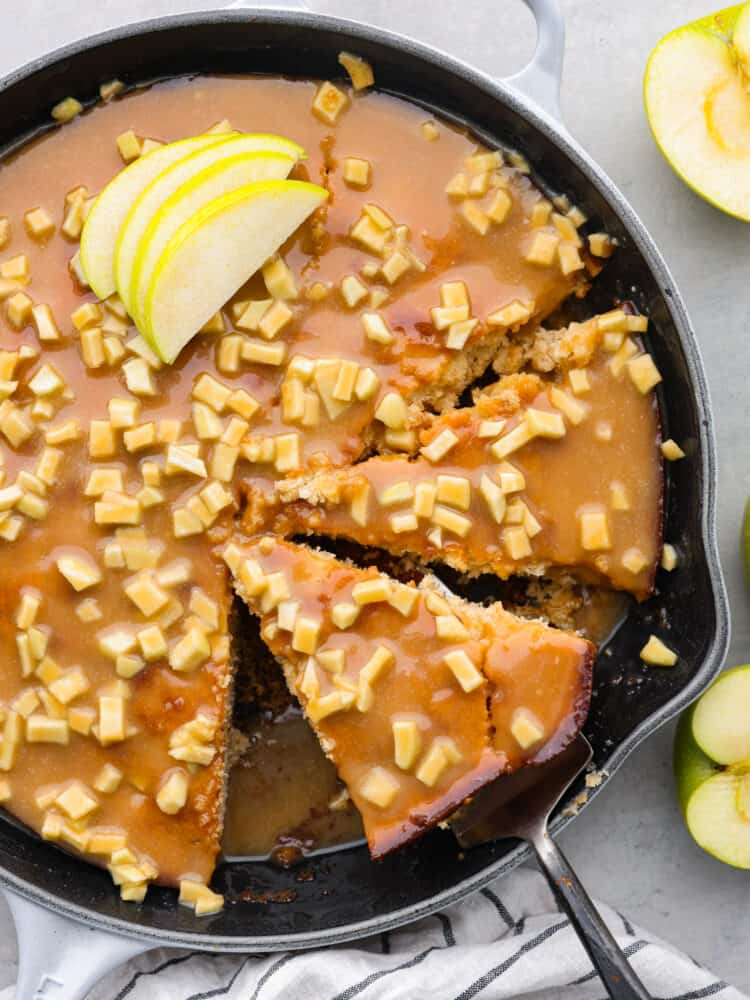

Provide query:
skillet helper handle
left=501, top=0, right=566, bottom=125
left=3, top=888, right=152, bottom=1000
left=229, top=0, right=566, bottom=125
left=528, top=829, right=652, bottom=1000
left=228, top=0, right=310, bottom=8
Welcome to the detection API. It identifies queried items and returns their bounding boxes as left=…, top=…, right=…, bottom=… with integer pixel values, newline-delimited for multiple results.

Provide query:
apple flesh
left=114, top=132, right=302, bottom=322
left=122, top=149, right=297, bottom=332
left=674, top=666, right=750, bottom=867
left=144, top=179, right=328, bottom=363
left=80, top=135, right=225, bottom=299
left=732, top=2, right=750, bottom=74
left=644, top=2, right=750, bottom=221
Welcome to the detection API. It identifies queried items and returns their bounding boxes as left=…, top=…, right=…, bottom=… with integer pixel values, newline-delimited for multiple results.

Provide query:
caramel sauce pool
left=223, top=710, right=363, bottom=860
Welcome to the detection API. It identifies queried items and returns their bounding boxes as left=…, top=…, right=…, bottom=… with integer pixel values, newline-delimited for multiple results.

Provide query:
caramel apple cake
left=0, top=61, right=669, bottom=914
left=225, top=537, right=593, bottom=858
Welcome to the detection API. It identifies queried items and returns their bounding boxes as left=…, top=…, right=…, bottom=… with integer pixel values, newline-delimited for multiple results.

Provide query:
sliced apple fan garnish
left=144, top=180, right=327, bottom=363
left=114, top=134, right=301, bottom=326
left=81, top=134, right=225, bottom=299
left=645, top=1, right=750, bottom=220
left=80, top=131, right=326, bottom=363
left=674, top=667, right=750, bottom=868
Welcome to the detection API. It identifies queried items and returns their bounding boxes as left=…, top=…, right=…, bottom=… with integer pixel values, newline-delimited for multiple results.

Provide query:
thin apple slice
left=685, top=771, right=750, bottom=868
left=144, top=179, right=328, bottom=363
left=115, top=132, right=303, bottom=319
left=692, top=666, right=750, bottom=765
left=80, top=135, right=226, bottom=299
left=644, top=16, right=750, bottom=220
left=127, top=150, right=297, bottom=333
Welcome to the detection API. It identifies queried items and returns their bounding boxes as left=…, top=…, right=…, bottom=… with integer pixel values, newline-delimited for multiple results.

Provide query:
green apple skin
left=644, top=2, right=750, bottom=222
left=690, top=2, right=745, bottom=35
left=674, top=704, right=718, bottom=816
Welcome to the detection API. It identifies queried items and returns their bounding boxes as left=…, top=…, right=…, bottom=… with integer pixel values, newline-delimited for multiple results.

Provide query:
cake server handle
left=528, top=828, right=652, bottom=999
left=2, top=887, right=152, bottom=1000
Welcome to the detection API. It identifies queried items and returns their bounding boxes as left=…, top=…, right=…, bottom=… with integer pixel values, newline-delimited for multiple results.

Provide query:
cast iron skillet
left=0, top=1, right=729, bottom=996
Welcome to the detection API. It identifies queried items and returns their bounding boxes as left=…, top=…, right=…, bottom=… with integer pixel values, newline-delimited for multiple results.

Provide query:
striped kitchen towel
left=67, top=868, right=750, bottom=999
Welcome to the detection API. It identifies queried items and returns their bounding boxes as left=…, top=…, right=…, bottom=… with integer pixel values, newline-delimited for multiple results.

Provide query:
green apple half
left=674, top=666, right=750, bottom=867
left=80, top=134, right=227, bottom=299
left=644, top=2, right=750, bottom=221
left=114, top=132, right=302, bottom=322
left=143, top=179, right=328, bottom=363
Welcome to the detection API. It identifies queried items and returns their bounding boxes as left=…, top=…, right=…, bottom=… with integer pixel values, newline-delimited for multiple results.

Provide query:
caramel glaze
left=258, top=319, right=663, bottom=601
left=0, top=72, right=595, bottom=890
left=0, top=488, right=233, bottom=887
left=227, top=538, right=592, bottom=858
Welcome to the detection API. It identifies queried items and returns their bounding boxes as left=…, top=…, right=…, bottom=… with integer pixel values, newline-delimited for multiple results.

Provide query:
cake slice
left=253, top=311, right=664, bottom=600
left=223, top=537, right=593, bottom=857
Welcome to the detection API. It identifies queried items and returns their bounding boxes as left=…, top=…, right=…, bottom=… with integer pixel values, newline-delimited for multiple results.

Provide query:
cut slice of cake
left=252, top=312, right=664, bottom=600
left=223, top=537, right=594, bottom=858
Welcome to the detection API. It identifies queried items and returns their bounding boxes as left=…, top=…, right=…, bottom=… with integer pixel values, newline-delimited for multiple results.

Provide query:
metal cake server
left=452, top=734, right=652, bottom=999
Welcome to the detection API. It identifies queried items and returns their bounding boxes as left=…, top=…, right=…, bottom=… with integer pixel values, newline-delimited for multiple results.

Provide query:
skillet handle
left=228, top=0, right=310, bottom=8
left=227, top=0, right=564, bottom=124
left=2, top=888, right=152, bottom=1000
left=527, top=829, right=652, bottom=999
left=501, top=0, right=566, bottom=125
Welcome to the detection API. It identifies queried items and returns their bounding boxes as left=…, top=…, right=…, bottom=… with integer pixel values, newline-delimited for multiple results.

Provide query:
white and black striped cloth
left=70, top=869, right=749, bottom=999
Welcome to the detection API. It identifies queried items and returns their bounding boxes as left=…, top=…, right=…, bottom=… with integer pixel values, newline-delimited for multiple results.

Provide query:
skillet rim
left=0, top=5, right=730, bottom=951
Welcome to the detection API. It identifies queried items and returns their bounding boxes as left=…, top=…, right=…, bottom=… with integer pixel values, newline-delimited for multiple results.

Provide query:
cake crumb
left=561, top=790, right=589, bottom=817
left=585, top=768, right=608, bottom=789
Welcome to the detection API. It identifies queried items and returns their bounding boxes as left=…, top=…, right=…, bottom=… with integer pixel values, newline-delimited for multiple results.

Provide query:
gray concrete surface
left=1, top=0, right=749, bottom=993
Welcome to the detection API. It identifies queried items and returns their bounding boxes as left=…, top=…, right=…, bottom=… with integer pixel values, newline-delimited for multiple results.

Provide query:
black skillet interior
left=0, top=11, right=722, bottom=945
